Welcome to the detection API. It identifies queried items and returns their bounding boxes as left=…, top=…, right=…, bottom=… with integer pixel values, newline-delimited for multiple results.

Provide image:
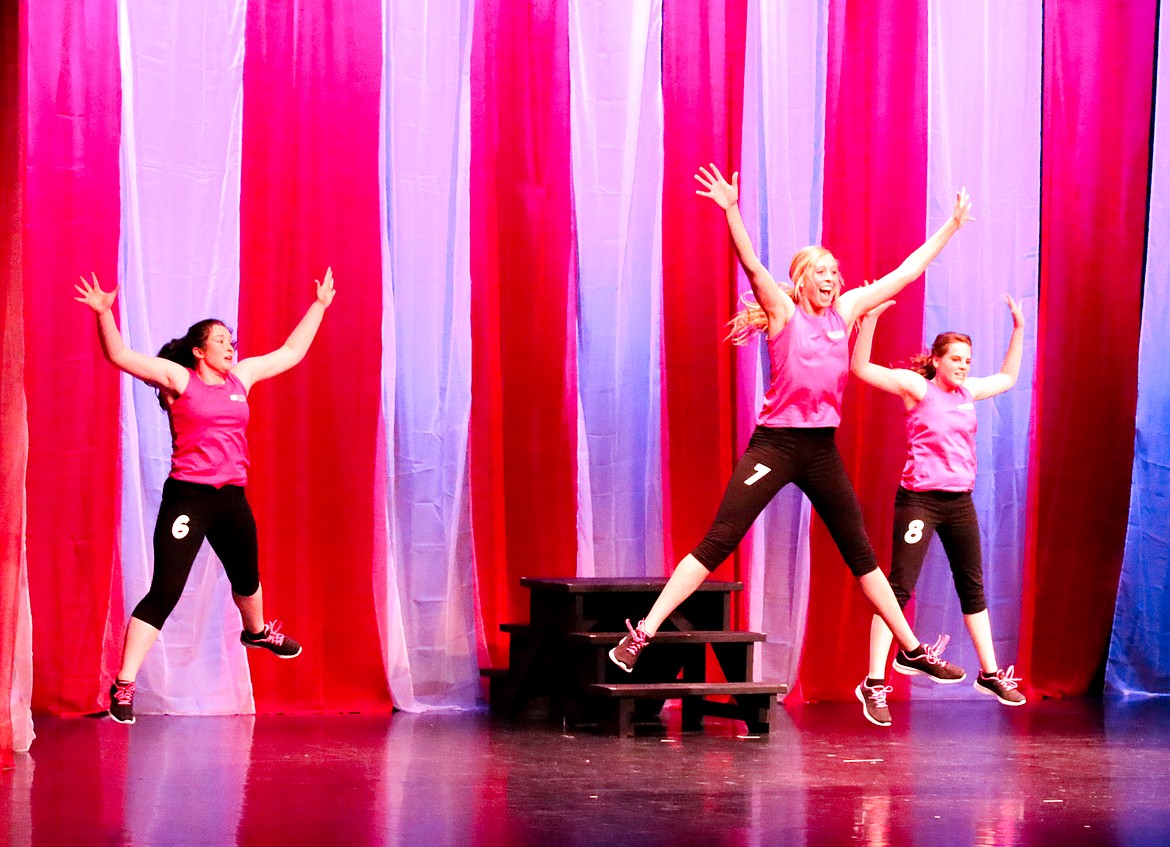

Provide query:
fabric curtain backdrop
left=11, top=0, right=1170, bottom=739
left=1, top=0, right=33, bottom=764
left=1105, top=0, right=1170, bottom=698
left=798, top=0, right=928, bottom=703
left=376, top=0, right=481, bottom=711
left=116, top=0, right=253, bottom=716
left=569, top=0, right=666, bottom=579
left=23, top=0, right=123, bottom=717
left=470, top=0, right=579, bottom=666
left=240, top=0, right=390, bottom=712
left=737, top=0, right=826, bottom=686
left=909, top=0, right=1041, bottom=698
left=1020, top=0, right=1153, bottom=696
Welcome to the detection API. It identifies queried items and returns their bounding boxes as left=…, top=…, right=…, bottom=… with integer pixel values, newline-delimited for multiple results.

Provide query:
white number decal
left=171, top=515, right=191, bottom=540
left=744, top=463, right=771, bottom=486
left=903, top=519, right=924, bottom=544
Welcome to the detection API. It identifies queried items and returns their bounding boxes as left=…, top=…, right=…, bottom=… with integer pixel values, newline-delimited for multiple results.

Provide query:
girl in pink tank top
left=76, top=268, right=337, bottom=724
left=609, top=164, right=976, bottom=688
left=850, top=295, right=1027, bottom=726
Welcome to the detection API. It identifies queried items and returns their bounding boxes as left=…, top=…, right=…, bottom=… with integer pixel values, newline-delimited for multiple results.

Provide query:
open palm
left=74, top=273, right=117, bottom=315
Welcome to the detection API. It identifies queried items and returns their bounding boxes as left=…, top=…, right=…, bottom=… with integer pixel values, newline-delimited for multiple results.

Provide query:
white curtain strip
left=916, top=0, right=1042, bottom=697
left=569, top=0, right=665, bottom=578
left=377, top=0, right=480, bottom=711
left=8, top=487, right=33, bottom=751
left=116, top=0, right=252, bottom=714
left=739, top=0, right=828, bottom=687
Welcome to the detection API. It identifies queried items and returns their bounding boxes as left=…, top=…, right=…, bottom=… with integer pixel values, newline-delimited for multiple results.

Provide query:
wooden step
left=582, top=681, right=787, bottom=737
left=521, top=577, right=742, bottom=593
left=567, top=630, right=766, bottom=645
left=499, top=623, right=765, bottom=642
left=586, top=681, right=785, bottom=698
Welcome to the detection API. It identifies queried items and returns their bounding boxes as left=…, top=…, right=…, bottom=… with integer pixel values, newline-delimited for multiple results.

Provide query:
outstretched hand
left=694, top=163, right=738, bottom=210
left=74, top=273, right=117, bottom=315
left=952, top=188, right=974, bottom=228
left=315, top=267, right=336, bottom=307
left=1003, top=293, right=1024, bottom=328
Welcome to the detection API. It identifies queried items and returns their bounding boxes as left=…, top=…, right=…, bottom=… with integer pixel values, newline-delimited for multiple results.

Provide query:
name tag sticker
left=958, top=402, right=974, bottom=410
left=827, top=330, right=846, bottom=340
left=230, top=394, right=246, bottom=402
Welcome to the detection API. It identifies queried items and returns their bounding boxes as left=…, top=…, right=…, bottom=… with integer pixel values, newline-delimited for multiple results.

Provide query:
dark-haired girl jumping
left=75, top=269, right=336, bottom=724
left=851, top=295, right=1026, bottom=727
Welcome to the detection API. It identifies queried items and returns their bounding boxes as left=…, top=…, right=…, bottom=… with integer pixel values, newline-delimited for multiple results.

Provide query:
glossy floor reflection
left=4, top=697, right=1170, bottom=846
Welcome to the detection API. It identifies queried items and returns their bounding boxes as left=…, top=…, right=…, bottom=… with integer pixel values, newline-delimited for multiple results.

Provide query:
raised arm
left=965, top=294, right=1025, bottom=401
left=838, top=189, right=973, bottom=326
left=695, top=164, right=795, bottom=333
left=232, top=268, right=336, bottom=391
left=850, top=301, right=926, bottom=403
left=74, top=274, right=188, bottom=394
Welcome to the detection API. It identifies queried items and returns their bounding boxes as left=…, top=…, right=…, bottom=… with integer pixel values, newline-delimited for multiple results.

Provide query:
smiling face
left=932, top=340, right=972, bottom=391
left=790, top=247, right=842, bottom=314
left=193, top=322, right=236, bottom=377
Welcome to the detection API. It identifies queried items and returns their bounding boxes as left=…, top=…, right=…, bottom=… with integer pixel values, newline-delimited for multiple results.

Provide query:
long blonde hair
left=725, top=246, right=840, bottom=346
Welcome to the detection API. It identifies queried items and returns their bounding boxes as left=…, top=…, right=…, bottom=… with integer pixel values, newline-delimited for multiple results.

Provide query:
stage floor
left=5, top=697, right=1170, bottom=846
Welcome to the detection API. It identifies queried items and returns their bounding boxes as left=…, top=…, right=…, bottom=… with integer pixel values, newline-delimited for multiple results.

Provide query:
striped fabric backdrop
left=3, top=0, right=1167, bottom=758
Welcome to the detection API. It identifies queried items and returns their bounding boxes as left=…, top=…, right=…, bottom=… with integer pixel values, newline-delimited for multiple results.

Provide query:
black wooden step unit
left=482, top=577, right=788, bottom=736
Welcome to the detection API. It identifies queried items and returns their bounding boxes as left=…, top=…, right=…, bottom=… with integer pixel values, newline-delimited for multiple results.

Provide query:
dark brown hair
left=910, top=332, right=972, bottom=379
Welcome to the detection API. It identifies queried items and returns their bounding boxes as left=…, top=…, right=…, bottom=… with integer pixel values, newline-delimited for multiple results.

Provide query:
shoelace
left=622, top=618, right=649, bottom=656
left=922, top=633, right=952, bottom=665
left=866, top=684, right=893, bottom=708
left=112, top=681, right=135, bottom=705
left=253, top=620, right=286, bottom=646
left=995, top=665, right=1021, bottom=691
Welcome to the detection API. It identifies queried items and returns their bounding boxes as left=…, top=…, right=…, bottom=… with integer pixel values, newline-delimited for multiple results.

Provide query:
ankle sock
left=865, top=677, right=886, bottom=688
left=904, top=644, right=925, bottom=658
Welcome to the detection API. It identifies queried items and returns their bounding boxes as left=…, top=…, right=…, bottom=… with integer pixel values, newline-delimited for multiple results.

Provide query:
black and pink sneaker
left=608, top=619, right=650, bottom=673
left=975, top=665, right=1027, bottom=705
left=241, top=620, right=302, bottom=659
left=855, top=680, right=893, bottom=727
left=893, top=634, right=966, bottom=683
left=109, top=679, right=136, bottom=725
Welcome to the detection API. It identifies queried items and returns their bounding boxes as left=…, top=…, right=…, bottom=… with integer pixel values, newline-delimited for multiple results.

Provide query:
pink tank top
left=758, top=306, right=849, bottom=428
left=168, top=370, right=250, bottom=487
left=900, top=382, right=977, bottom=492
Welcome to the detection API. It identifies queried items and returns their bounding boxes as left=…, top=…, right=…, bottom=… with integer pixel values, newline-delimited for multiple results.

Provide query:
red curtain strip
left=470, top=0, right=579, bottom=663
left=660, top=0, right=749, bottom=591
left=239, top=0, right=390, bottom=712
left=22, top=0, right=122, bottom=716
left=796, top=0, right=929, bottom=703
left=1019, top=0, right=1153, bottom=696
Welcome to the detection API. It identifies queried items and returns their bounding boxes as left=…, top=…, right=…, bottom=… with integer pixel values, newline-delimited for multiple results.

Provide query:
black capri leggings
left=888, top=486, right=986, bottom=615
left=131, top=477, right=261, bottom=629
left=690, top=426, right=878, bottom=577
